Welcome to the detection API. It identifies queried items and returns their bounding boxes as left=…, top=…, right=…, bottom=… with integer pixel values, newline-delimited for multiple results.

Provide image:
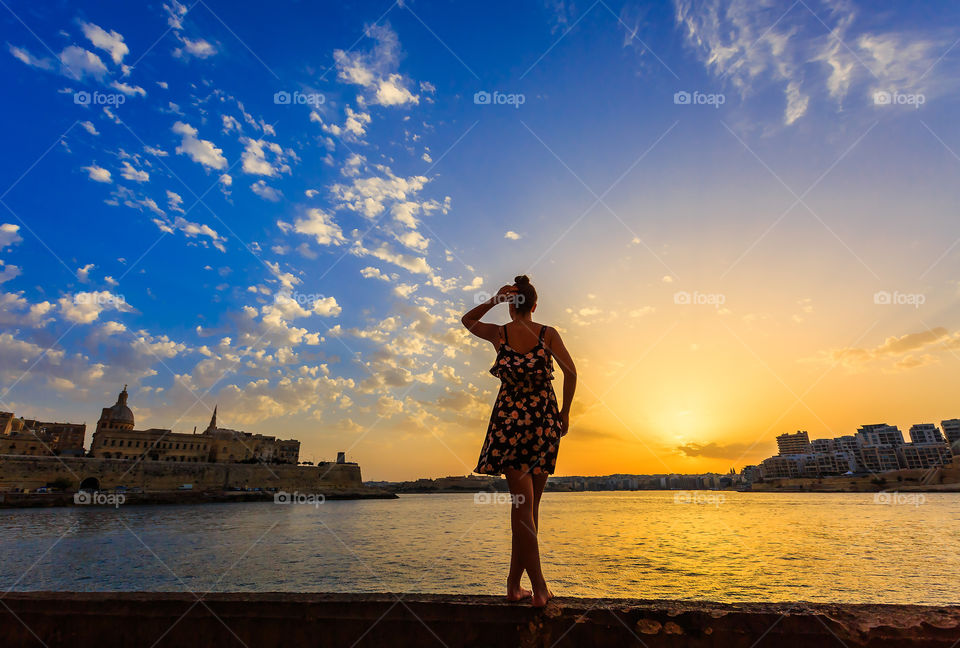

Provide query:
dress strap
left=502, top=325, right=508, bottom=345
left=538, top=325, right=547, bottom=344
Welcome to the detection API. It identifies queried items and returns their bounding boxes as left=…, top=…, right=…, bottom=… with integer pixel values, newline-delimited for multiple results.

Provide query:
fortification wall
left=0, top=455, right=362, bottom=492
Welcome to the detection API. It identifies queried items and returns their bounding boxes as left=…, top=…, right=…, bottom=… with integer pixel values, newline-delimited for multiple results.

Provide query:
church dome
left=103, top=386, right=135, bottom=427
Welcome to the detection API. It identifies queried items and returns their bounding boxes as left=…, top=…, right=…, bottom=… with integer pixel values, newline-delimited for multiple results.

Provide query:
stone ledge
left=1, top=592, right=958, bottom=647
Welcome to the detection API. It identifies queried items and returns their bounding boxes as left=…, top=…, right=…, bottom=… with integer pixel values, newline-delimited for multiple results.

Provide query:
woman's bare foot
left=506, top=580, right=532, bottom=601
left=506, top=586, right=532, bottom=602
left=531, top=588, right=554, bottom=608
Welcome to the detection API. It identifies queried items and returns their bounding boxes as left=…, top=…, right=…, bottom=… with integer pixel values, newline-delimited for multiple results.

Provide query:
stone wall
left=1, top=593, right=958, bottom=648
left=0, top=455, right=361, bottom=492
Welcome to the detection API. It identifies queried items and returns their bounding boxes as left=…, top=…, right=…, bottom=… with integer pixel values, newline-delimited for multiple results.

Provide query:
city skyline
left=2, top=1, right=960, bottom=480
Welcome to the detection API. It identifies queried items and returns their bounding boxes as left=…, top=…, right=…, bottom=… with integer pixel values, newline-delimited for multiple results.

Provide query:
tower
left=205, top=405, right=218, bottom=433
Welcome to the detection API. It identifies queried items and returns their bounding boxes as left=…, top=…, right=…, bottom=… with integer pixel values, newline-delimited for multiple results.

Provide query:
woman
left=461, top=275, right=577, bottom=608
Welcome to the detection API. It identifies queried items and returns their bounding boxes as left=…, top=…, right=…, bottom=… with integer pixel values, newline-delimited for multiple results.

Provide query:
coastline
left=0, top=487, right=396, bottom=509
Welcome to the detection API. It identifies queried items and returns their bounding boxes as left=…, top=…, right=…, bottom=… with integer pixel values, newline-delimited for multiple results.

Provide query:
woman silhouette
left=461, top=275, right=577, bottom=607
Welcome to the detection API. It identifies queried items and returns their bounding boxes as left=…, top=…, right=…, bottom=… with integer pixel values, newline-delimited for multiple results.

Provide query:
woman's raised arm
left=461, top=285, right=515, bottom=345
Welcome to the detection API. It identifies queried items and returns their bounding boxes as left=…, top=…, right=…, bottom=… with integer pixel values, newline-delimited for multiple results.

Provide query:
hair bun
left=513, top=275, right=530, bottom=286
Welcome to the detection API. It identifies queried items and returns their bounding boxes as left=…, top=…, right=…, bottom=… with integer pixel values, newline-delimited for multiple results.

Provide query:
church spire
left=207, top=405, right=218, bottom=432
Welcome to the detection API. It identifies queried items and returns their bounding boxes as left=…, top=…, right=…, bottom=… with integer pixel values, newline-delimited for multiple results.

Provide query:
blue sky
left=2, top=0, right=959, bottom=479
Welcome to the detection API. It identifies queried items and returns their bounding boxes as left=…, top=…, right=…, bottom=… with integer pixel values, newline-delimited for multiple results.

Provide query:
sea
left=2, top=491, right=958, bottom=604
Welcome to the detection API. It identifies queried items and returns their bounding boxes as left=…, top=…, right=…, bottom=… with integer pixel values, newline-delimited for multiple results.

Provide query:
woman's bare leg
left=532, top=472, right=549, bottom=530
left=506, top=470, right=533, bottom=601
left=530, top=471, right=553, bottom=606
left=505, top=468, right=550, bottom=606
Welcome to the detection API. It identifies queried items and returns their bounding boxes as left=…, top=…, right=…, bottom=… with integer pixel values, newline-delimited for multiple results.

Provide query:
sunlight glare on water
left=2, top=491, right=958, bottom=603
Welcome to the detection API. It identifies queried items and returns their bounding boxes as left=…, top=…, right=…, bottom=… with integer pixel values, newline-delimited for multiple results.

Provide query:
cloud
left=289, top=208, right=345, bottom=246
left=82, top=164, right=112, bottom=183
left=673, top=0, right=954, bottom=125
left=80, top=22, right=129, bottom=64
left=352, top=241, right=431, bottom=275
left=110, top=80, right=146, bottom=97
left=59, top=45, right=108, bottom=81
left=58, top=291, right=132, bottom=324
left=333, top=24, right=420, bottom=107
left=77, top=263, right=94, bottom=282
left=166, top=190, right=185, bottom=213
left=174, top=37, right=217, bottom=59
left=676, top=440, right=760, bottom=460
left=172, top=121, right=227, bottom=170
left=240, top=138, right=293, bottom=176
left=9, top=45, right=53, bottom=70
left=80, top=120, right=99, bottom=135
left=311, top=106, right=371, bottom=140
left=807, top=327, right=960, bottom=371
left=0, top=224, right=23, bottom=249
left=250, top=180, right=282, bottom=202
left=360, top=266, right=393, bottom=282
left=504, top=231, right=521, bottom=240
left=119, top=160, right=149, bottom=183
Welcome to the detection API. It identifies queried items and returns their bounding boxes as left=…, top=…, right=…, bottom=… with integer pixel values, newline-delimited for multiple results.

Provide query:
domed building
left=95, top=386, right=135, bottom=432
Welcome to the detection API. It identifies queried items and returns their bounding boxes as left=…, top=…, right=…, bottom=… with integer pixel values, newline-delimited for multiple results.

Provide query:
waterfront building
left=776, top=431, right=810, bottom=455
left=759, top=455, right=801, bottom=479
left=858, top=445, right=901, bottom=473
left=941, top=419, right=960, bottom=451
left=909, top=424, right=945, bottom=445
left=0, top=411, right=86, bottom=457
left=899, top=443, right=952, bottom=470
left=90, top=388, right=301, bottom=464
left=810, top=438, right=836, bottom=453
left=759, top=420, right=955, bottom=479
left=856, top=424, right=904, bottom=447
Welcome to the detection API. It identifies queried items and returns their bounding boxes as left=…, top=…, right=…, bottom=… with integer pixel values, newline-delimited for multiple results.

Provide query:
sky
left=1, top=0, right=959, bottom=481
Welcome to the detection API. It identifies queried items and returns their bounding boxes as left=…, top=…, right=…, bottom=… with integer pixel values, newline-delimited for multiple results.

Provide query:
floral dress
left=475, top=324, right=562, bottom=476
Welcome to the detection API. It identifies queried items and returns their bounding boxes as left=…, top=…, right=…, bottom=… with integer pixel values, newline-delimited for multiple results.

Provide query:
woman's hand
left=558, top=410, right=570, bottom=437
left=494, top=284, right=517, bottom=304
